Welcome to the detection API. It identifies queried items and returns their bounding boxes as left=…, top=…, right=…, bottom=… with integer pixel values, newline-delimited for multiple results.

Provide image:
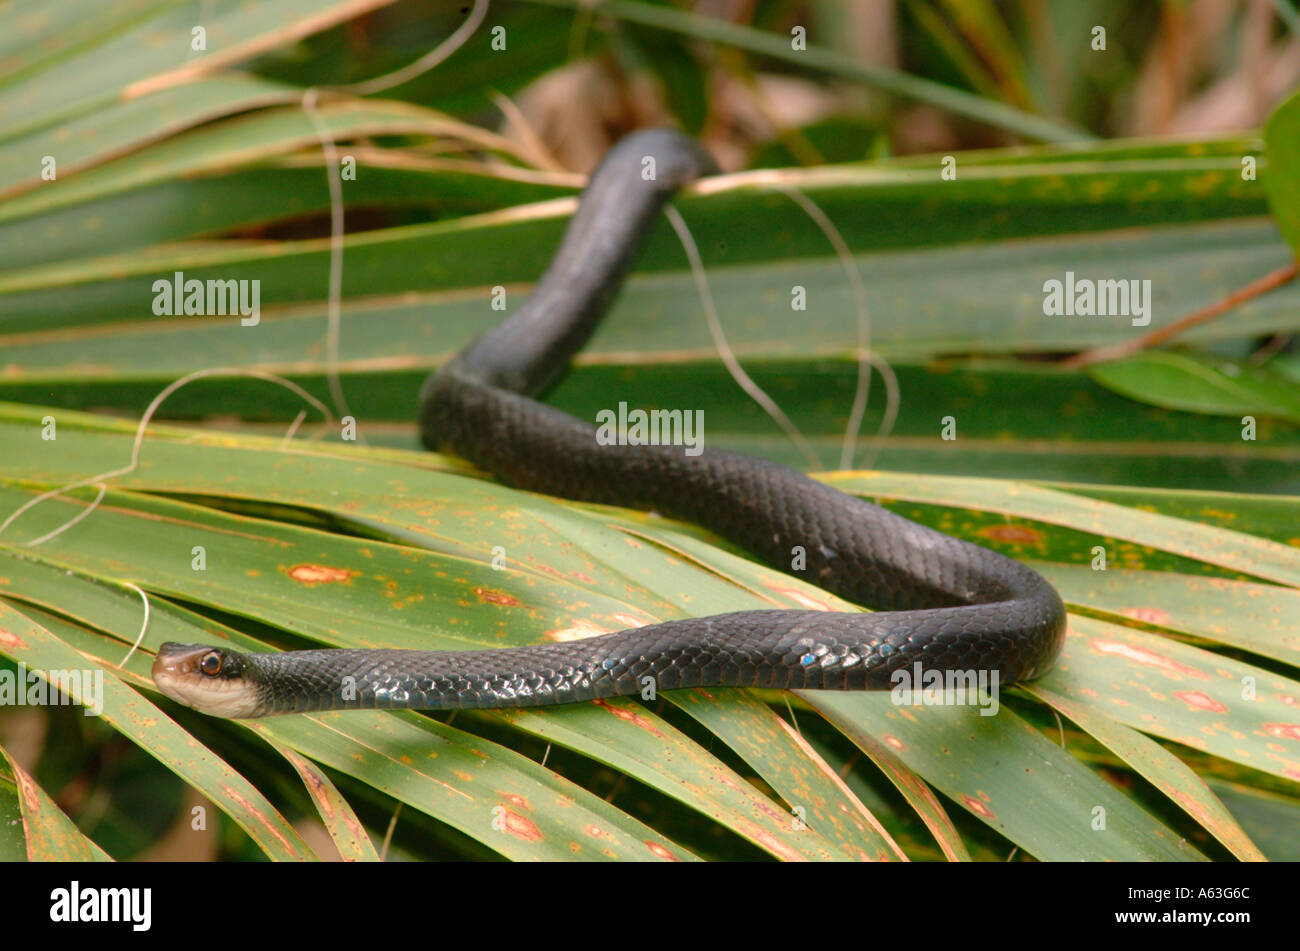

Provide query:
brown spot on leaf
left=1174, top=691, right=1227, bottom=713
left=473, top=587, right=520, bottom=607
left=590, top=699, right=665, bottom=737
left=287, top=564, right=357, bottom=585
left=962, top=796, right=996, bottom=819
left=0, top=627, right=28, bottom=650
left=763, top=582, right=835, bottom=611
left=882, top=735, right=906, bottom=751
left=1123, top=607, right=1170, bottom=626
left=749, top=827, right=805, bottom=862
left=1169, top=789, right=1212, bottom=825
left=500, top=808, right=542, bottom=841
left=645, top=840, right=680, bottom=861
left=1090, top=639, right=1205, bottom=677
left=1263, top=723, right=1300, bottom=742
left=546, top=619, right=613, bottom=642
left=977, top=525, right=1043, bottom=545
left=223, top=784, right=298, bottom=856
left=298, top=769, right=333, bottom=819
left=13, top=763, right=39, bottom=812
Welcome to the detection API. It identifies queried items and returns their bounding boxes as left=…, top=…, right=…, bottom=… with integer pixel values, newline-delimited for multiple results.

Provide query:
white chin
left=155, top=674, right=261, bottom=718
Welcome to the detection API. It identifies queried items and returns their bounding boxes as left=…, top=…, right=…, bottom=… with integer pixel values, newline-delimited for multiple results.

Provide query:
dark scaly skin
left=152, top=129, right=1066, bottom=718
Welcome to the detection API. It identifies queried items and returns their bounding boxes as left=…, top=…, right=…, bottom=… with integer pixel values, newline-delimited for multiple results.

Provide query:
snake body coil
left=153, top=129, right=1066, bottom=718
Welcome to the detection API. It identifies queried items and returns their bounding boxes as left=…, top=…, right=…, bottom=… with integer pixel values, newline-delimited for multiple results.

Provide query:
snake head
left=152, top=642, right=262, bottom=718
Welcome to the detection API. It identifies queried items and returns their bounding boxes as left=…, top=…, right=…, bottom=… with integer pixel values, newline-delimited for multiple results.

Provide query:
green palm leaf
left=0, top=0, right=1296, bottom=861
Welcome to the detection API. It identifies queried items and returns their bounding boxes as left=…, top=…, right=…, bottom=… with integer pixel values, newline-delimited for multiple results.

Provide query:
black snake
left=152, top=129, right=1066, bottom=718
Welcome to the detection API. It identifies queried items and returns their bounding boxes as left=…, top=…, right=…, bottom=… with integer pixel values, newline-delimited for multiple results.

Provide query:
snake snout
left=152, top=642, right=262, bottom=718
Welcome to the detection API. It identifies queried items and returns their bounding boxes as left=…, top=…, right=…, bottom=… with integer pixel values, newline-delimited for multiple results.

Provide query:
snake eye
left=199, top=652, right=223, bottom=676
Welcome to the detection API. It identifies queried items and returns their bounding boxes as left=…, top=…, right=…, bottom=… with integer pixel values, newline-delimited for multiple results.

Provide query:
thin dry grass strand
left=17, top=483, right=107, bottom=548
left=489, top=89, right=565, bottom=172
left=379, top=802, right=403, bottom=862
left=298, top=0, right=490, bottom=441
left=1062, top=261, right=1299, bottom=369
left=0, top=369, right=333, bottom=546
left=300, top=88, right=360, bottom=440
left=117, top=583, right=151, bottom=669
left=281, top=409, right=309, bottom=447
left=775, top=184, right=900, bottom=470
left=784, top=695, right=803, bottom=737
left=663, top=205, right=823, bottom=470
left=330, top=0, right=489, bottom=98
